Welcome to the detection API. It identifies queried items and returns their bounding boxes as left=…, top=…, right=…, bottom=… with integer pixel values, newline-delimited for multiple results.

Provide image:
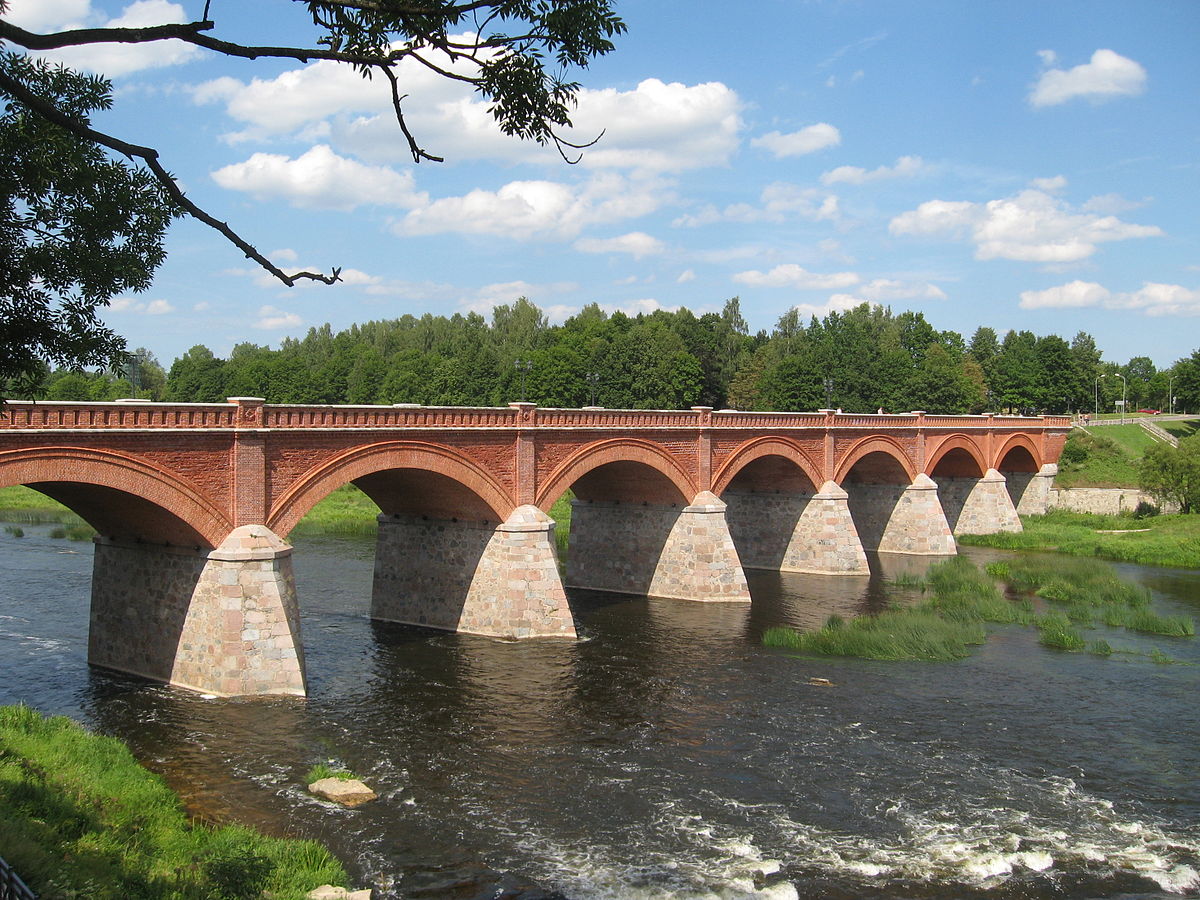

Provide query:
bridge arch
left=993, top=434, right=1042, bottom=472
left=834, top=436, right=918, bottom=485
left=712, top=437, right=823, bottom=496
left=925, top=434, right=988, bottom=479
left=535, top=438, right=697, bottom=510
left=268, top=441, right=515, bottom=537
left=0, top=447, right=231, bottom=547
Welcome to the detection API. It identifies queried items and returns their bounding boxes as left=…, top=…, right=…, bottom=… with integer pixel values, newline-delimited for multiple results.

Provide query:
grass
left=958, top=509, right=1200, bottom=569
left=1055, top=426, right=1146, bottom=489
left=304, top=763, right=357, bottom=784
left=1160, top=418, right=1200, bottom=440
left=765, top=553, right=1194, bottom=661
left=0, top=704, right=347, bottom=900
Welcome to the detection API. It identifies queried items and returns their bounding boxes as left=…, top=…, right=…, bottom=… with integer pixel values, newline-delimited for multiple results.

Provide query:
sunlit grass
left=959, top=509, right=1200, bottom=569
left=763, top=610, right=985, bottom=661
left=0, top=704, right=347, bottom=899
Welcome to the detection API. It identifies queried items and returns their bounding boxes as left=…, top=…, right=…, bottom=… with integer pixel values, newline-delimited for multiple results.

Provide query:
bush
left=1133, top=500, right=1160, bottom=519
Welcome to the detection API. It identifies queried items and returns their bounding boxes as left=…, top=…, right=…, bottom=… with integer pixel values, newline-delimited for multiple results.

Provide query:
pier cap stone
left=208, top=524, right=293, bottom=561
left=683, top=490, right=727, bottom=513
left=497, top=503, right=555, bottom=532
left=814, top=480, right=849, bottom=500
left=909, top=473, right=939, bottom=490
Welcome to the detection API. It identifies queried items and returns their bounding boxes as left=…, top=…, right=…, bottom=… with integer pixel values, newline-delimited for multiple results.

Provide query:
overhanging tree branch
left=0, top=66, right=341, bottom=287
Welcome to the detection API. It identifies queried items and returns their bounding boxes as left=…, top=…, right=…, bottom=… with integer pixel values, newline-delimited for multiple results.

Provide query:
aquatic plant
left=763, top=610, right=985, bottom=661
left=3, top=525, right=23, bottom=537
left=305, top=763, right=357, bottom=784
left=1036, top=613, right=1086, bottom=651
left=1088, top=639, right=1113, bottom=656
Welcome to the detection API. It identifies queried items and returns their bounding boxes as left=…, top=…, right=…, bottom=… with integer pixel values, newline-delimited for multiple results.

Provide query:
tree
left=0, top=51, right=177, bottom=389
left=1173, top=349, right=1200, bottom=414
left=1140, top=436, right=1200, bottom=514
left=0, top=0, right=624, bottom=391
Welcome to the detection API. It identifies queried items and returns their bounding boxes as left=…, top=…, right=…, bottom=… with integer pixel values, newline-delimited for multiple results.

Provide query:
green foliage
left=763, top=611, right=985, bottom=661
left=1140, top=434, right=1200, bottom=514
left=0, top=704, right=346, bottom=899
left=3, top=524, right=23, bottom=537
left=0, top=53, right=178, bottom=391
left=1055, top=427, right=1144, bottom=488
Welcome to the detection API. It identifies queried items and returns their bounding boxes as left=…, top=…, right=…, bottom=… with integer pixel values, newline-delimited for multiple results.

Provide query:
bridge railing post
left=509, top=402, right=537, bottom=506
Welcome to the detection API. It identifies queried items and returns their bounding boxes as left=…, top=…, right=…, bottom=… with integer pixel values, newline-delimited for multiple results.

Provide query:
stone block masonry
left=567, top=492, right=750, bottom=602
left=936, top=469, right=1022, bottom=535
left=725, top=481, right=869, bottom=575
left=847, top=474, right=957, bottom=555
left=372, top=506, right=575, bottom=638
left=90, top=525, right=305, bottom=696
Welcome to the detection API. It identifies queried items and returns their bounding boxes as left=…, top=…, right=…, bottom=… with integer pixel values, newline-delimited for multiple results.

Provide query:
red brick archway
left=925, top=434, right=988, bottom=478
left=536, top=438, right=697, bottom=510
left=993, top=434, right=1043, bottom=472
left=712, top=437, right=824, bottom=496
left=0, top=447, right=232, bottom=547
left=834, top=435, right=918, bottom=484
left=268, top=441, right=515, bottom=536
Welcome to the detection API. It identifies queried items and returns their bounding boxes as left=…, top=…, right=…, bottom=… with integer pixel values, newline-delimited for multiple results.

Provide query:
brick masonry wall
left=1049, top=487, right=1175, bottom=515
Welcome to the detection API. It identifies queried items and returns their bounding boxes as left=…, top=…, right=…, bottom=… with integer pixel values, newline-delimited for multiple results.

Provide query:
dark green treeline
left=21, top=298, right=1200, bottom=415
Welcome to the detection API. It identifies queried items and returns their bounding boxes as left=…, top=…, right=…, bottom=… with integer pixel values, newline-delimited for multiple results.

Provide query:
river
left=2, top=524, right=1198, bottom=899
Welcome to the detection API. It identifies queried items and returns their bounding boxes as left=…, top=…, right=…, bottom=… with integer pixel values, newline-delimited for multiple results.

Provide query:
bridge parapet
left=0, top=400, right=1070, bottom=432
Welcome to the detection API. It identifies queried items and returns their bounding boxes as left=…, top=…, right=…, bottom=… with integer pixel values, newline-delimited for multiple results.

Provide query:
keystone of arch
left=992, top=433, right=1043, bottom=472
left=0, top=446, right=232, bottom=547
left=711, top=436, right=823, bottom=496
left=924, top=433, right=988, bottom=478
left=833, top=435, right=919, bottom=485
left=535, top=437, right=697, bottom=510
left=268, top=441, right=515, bottom=537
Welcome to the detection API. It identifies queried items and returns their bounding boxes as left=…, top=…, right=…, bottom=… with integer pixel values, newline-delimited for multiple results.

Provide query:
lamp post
left=585, top=372, right=600, bottom=407
left=824, top=377, right=834, bottom=409
left=514, top=359, right=533, bottom=402
left=1094, top=375, right=1102, bottom=418
left=1115, top=372, right=1127, bottom=424
left=1168, top=373, right=1175, bottom=415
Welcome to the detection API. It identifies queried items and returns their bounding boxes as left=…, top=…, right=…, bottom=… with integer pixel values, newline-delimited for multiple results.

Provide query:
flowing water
left=2, top=525, right=1199, bottom=899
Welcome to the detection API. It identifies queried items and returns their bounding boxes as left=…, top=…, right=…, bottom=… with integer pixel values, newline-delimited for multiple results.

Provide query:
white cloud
left=890, top=186, right=1162, bottom=262
left=396, top=173, right=666, bottom=241
left=1030, top=175, right=1067, bottom=193
left=1019, top=280, right=1200, bottom=316
left=674, top=182, right=838, bottom=227
left=677, top=269, right=696, bottom=283
left=31, top=1, right=203, bottom=76
left=821, top=155, right=924, bottom=186
left=574, top=232, right=665, bottom=259
left=254, top=305, right=303, bottom=330
left=856, top=279, right=947, bottom=302
left=109, top=296, right=174, bottom=314
left=211, top=145, right=426, bottom=211
left=198, top=54, right=742, bottom=174
left=5, top=0, right=91, bottom=30
left=789, top=294, right=868, bottom=319
left=1029, top=49, right=1147, bottom=107
left=751, top=123, right=841, bottom=158
left=733, top=264, right=860, bottom=290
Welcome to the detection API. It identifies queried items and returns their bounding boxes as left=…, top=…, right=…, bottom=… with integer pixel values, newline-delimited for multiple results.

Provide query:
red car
left=1138, top=408, right=1160, bottom=415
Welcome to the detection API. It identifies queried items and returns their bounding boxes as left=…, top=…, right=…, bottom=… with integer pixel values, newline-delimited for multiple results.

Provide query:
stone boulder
left=308, top=777, right=377, bottom=807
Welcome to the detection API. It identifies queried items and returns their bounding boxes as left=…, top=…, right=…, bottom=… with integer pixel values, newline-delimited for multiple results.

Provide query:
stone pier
left=90, top=525, right=306, bottom=696
left=1010, top=463, right=1059, bottom=516
left=848, top=474, right=956, bottom=555
left=725, top=481, right=869, bottom=575
left=936, top=469, right=1023, bottom=535
left=567, top=491, right=750, bottom=602
left=371, top=505, right=574, bottom=638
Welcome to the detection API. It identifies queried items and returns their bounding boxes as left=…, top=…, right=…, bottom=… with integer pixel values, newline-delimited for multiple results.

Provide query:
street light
left=585, top=372, right=600, bottom=407
left=823, top=377, right=834, bottom=409
left=1115, top=372, right=1127, bottom=424
left=1168, top=373, right=1175, bottom=415
left=514, top=359, right=533, bottom=402
left=1094, top=375, right=1102, bottom=419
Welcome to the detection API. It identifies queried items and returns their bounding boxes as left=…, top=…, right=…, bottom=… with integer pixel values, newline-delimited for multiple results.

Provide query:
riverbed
left=2, top=525, right=1198, bottom=899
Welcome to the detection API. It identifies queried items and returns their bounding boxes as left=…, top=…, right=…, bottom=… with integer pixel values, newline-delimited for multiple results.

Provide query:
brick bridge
left=0, top=399, right=1069, bottom=697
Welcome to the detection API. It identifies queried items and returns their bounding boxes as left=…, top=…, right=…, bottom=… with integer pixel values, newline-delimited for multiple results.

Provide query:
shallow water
left=2, top=526, right=1198, bottom=899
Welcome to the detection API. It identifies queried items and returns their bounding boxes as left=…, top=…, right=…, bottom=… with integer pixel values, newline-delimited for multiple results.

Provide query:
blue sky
left=9, top=0, right=1200, bottom=368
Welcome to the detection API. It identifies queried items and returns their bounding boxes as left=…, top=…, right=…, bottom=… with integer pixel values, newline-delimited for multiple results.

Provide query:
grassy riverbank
left=765, top=554, right=1195, bottom=661
left=0, top=704, right=346, bottom=900
left=958, top=509, right=1200, bottom=569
